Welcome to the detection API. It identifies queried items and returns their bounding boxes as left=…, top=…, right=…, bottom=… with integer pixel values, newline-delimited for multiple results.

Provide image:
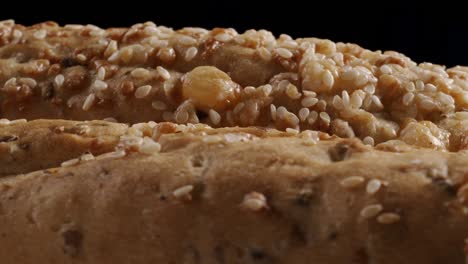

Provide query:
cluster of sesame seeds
left=339, top=176, right=399, bottom=223
left=0, top=20, right=467, bottom=151
left=340, top=176, right=384, bottom=195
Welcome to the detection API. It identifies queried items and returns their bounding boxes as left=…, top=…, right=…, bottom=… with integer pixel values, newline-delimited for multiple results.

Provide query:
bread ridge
left=0, top=119, right=467, bottom=263
left=1, top=20, right=468, bottom=151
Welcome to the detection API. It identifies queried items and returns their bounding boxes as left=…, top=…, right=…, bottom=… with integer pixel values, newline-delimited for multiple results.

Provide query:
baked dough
left=0, top=120, right=467, bottom=263
left=0, top=20, right=467, bottom=150
left=0, top=20, right=467, bottom=263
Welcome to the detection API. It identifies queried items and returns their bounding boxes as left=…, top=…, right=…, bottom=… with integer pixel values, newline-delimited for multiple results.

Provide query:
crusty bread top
left=0, top=20, right=467, bottom=151
left=0, top=119, right=467, bottom=263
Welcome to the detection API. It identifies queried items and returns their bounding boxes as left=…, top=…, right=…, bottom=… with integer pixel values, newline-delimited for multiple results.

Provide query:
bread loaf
left=0, top=20, right=467, bottom=263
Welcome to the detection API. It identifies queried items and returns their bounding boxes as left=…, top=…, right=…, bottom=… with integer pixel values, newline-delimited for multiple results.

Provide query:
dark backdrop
left=2, top=2, right=467, bottom=67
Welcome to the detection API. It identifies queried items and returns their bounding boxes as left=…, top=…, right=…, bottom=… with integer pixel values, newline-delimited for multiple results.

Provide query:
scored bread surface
left=0, top=20, right=467, bottom=264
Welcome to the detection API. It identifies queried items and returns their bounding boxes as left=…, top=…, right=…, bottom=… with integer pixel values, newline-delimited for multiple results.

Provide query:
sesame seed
left=364, top=84, right=375, bottom=94
left=257, top=47, right=272, bottom=61
left=275, top=48, right=293, bottom=59
left=308, top=111, right=318, bottom=124
left=284, top=112, right=300, bottom=126
left=454, top=112, right=468, bottom=120
left=350, top=92, right=363, bottom=108
left=157, top=66, right=171, bottom=80
left=96, top=150, right=126, bottom=160
left=286, top=128, right=299, bottom=134
left=139, top=137, right=161, bottom=155
left=184, top=47, right=198, bottom=61
left=91, top=80, right=108, bottom=92
left=377, top=212, right=401, bottom=224
left=402, top=92, right=415, bottom=106
left=301, top=96, right=319, bottom=108
left=80, top=153, right=95, bottom=161
left=178, top=35, right=197, bottom=45
left=151, top=100, right=167, bottom=111
left=322, top=70, right=334, bottom=88
left=76, top=54, right=87, bottom=62
left=54, top=74, right=65, bottom=88
left=415, top=80, right=425, bottom=91
left=363, top=136, right=375, bottom=146
left=103, top=117, right=118, bottom=122
left=104, top=40, right=118, bottom=58
left=276, top=79, right=290, bottom=92
left=61, top=158, right=80, bottom=167
left=340, top=176, right=365, bottom=188
left=173, top=185, right=194, bottom=198
left=20, top=77, right=37, bottom=88
left=242, top=192, right=268, bottom=211
left=366, top=179, right=382, bottom=194
left=342, top=68, right=358, bottom=81
left=163, top=81, right=175, bottom=96
left=319, top=112, right=331, bottom=123
left=262, top=84, right=272, bottom=96
left=209, top=109, right=221, bottom=125
left=355, top=74, right=369, bottom=86
left=270, top=104, right=277, bottom=120
left=420, top=99, right=438, bottom=111
left=175, top=110, right=189, bottom=123
left=134, top=85, right=152, bottom=98
left=286, top=84, right=301, bottom=99
left=233, top=102, right=245, bottom=114
left=82, top=94, right=96, bottom=111
left=119, top=47, right=133, bottom=63
left=424, top=83, right=437, bottom=92
left=360, top=204, right=384, bottom=219
left=131, top=68, right=150, bottom=78
left=215, top=33, right=232, bottom=42
left=332, top=95, right=344, bottom=110
left=380, top=65, right=392, bottom=74
left=303, top=91, right=317, bottom=97
left=298, top=108, right=310, bottom=122
left=33, top=29, right=46, bottom=39
left=281, top=40, right=298, bottom=49
left=244, top=86, right=256, bottom=95
left=342, top=91, right=350, bottom=107
left=316, top=100, right=327, bottom=111
left=158, top=47, right=176, bottom=63
left=438, top=92, right=455, bottom=106
left=108, top=51, right=120, bottom=62
left=97, top=67, right=106, bottom=80
left=371, top=95, right=384, bottom=109
left=404, top=82, right=416, bottom=92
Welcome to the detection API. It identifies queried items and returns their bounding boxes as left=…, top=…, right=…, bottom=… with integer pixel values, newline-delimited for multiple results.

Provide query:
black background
left=2, top=2, right=467, bottom=67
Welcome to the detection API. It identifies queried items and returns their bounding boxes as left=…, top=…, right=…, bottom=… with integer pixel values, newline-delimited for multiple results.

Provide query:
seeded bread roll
left=1, top=20, right=468, bottom=263
left=1, top=20, right=468, bottom=151
left=0, top=121, right=467, bottom=264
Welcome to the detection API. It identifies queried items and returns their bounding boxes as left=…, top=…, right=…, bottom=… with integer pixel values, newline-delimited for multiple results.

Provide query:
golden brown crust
left=1, top=20, right=468, bottom=151
left=0, top=119, right=127, bottom=176
left=0, top=121, right=467, bottom=263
